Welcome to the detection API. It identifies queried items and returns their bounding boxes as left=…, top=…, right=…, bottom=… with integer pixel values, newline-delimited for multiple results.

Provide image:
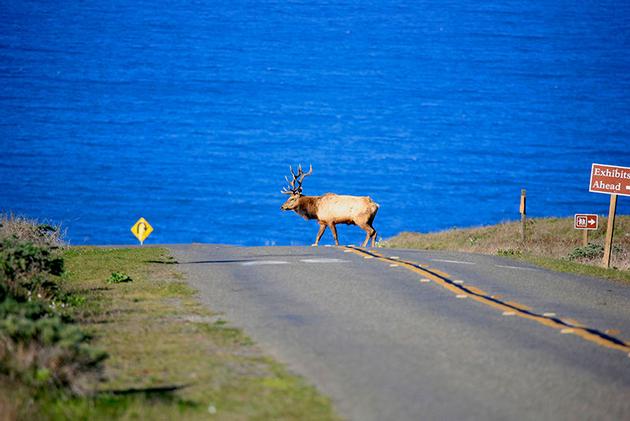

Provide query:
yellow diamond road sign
left=131, top=217, right=153, bottom=245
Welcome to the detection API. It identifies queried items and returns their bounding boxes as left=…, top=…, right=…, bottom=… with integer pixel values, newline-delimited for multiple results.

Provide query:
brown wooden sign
left=589, top=163, right=630, bottom=197
left=574, top=214, right=598, bottom=230
left=589, top=163, right=628, bottom=268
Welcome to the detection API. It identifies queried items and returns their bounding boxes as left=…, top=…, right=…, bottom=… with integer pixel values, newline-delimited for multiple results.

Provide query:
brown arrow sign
left=574, top=214, right=598, bottom=230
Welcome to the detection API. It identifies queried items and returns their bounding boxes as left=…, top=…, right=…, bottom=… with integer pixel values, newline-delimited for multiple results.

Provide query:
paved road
left=169, top=244, right=630, bottom=421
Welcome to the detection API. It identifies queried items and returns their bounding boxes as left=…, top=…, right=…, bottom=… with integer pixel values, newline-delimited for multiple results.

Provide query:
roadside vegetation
left=0, top=214, right=338, bottom=420
left=383, top=216, right=630, bottom=282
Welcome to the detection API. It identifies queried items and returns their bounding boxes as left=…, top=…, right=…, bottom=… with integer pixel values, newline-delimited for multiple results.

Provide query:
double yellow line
left=344, top=246, right=630, bottom=356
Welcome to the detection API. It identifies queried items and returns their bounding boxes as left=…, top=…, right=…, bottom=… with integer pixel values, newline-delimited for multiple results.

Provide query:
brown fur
left=294, top=196, right=319, bottom=220
left=281, top=193, right=379, bottom=247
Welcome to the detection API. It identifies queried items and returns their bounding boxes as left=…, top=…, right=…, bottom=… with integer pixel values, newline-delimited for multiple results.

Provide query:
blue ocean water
left=1, top=1, right=629, bottom=246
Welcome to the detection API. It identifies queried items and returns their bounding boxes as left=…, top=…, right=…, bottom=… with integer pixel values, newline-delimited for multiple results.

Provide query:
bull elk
left=280, top=165, right=379, bottom=247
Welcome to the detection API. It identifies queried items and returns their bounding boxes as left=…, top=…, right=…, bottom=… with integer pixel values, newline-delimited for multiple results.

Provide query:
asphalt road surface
left=169, top=244, right=630, bottom=421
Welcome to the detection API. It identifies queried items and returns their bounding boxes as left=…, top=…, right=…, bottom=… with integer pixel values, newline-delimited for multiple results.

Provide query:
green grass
left=510, top=254, right=630, bottom=283
left=7, top=247, right=339, bottom=420
left=384, top=216, right=630, bottom=282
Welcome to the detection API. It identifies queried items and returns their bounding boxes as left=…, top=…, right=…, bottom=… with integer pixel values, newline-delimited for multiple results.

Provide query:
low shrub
left=106, top=272, right=132, bottom=284
left=497, top=248, right=522, bottom=257
left=0, top=296, right=75, bottom=324
left=568, top=243, right=623, bottom=262
left=0, top=238, right=64, bottom=279
left=0, top=314, right=106, bottom=394
left=568, top=243, right=604, bottom=261
left=0, top=298, right=52, bottom=321
left=0, top=237, right=64, bottom=301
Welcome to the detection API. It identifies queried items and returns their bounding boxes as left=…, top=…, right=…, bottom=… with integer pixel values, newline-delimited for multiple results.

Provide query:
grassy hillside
left=383, top=216, right=630, bottom=282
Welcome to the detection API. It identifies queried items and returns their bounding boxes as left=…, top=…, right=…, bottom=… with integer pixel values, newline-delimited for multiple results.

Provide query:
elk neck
left=294, top=195, right=320, bottom=220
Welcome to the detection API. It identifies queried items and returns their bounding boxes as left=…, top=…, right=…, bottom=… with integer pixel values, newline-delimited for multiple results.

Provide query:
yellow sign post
left=131, top=217, right=153, bottom=245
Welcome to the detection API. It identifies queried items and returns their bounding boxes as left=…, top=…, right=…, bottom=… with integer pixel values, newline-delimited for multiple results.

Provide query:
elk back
left=317, top=194, right=379, bottom=225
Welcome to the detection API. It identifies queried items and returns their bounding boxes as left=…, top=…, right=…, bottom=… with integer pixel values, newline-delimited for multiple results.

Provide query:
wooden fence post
left=520, top=189, right=526, bottom=242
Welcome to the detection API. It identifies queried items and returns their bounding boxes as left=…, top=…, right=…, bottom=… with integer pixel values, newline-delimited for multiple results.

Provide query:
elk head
left=280, top=164, right=313, bottom=210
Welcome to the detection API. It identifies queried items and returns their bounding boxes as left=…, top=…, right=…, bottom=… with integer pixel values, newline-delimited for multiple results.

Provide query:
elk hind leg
left=313, top=223, right=327, bottom=247
left=370, top=226, right=378, bottom=247
left=359, top=223, right=376, bottom=248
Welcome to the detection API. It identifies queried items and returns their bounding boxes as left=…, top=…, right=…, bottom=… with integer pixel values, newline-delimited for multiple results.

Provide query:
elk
left=280, top=165, right=379, bottom=247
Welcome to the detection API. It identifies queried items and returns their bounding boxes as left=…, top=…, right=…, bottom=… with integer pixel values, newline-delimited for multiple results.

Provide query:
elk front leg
left=329, top=223, right=339, bottom=246
left=313, top=223, right=327, bottom=247
left=370, top=227, right=378, bottom=247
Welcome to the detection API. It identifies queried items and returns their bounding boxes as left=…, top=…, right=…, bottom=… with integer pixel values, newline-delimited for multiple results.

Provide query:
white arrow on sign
left=574, top=214, right=598, bottom=230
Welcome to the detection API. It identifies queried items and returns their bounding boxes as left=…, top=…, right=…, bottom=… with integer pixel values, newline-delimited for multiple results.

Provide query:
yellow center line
left=343, top=246, right=630, bottom=356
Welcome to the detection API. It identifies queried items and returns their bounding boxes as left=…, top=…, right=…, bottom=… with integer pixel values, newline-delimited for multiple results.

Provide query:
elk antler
left=281, top=164, right=313, bottom=195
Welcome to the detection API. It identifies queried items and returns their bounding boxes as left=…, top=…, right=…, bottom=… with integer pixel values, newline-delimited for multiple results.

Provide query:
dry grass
left=0, top=213, right=65, bottom=248
left=385, top=216, right=630, bottom=271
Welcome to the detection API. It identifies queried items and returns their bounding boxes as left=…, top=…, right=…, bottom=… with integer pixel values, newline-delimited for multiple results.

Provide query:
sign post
left=582, top=228, right=588, bottom=248
left=602, top=195, right=617, bottom=268
left=520, top=189, right=526, bottom=242
left=589, top=163, right=630, bottom=268
left=574, top=214, right=598, bottom=247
